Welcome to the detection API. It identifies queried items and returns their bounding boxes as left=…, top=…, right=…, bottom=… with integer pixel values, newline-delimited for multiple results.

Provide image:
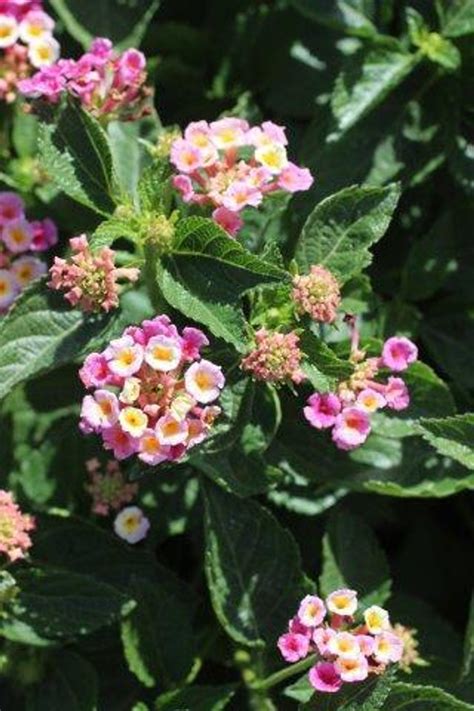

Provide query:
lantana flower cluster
left=85, top=458, right=138, bottom=516
left=241, top=328, right=305, bottom=385
left=0, top=489, right=35, bottom=562
left=0, top=0, right=58, bottom=102
left=278, top=590, right=403, bottom=695
left=292, top=265, right=341, bottom=324
left=304, top=333, right=418, bottom=451
left=79, top=315, right=225, bottom=464
left=170, top=118, right=314, bottom=236
left=48, top=235, right=139, bottom=313
left=19, top=37, right=152, bottom=122
left=0, top=191, right=57, bottom=314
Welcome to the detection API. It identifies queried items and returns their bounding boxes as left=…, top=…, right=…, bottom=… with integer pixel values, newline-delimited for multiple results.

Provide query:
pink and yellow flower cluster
left=48, top=235, right=139, bottom=313
left=0, top=191, right=57, bottom=314
left=278, top=590, right=403, bottom=695
left=19, top=37, right=151, bottom=122
left=170, top=118, right=313, bottom=236
left=79, top=315, right=225, bottom=464
left=304, top=334, right=418, bottom=450
left=0, top=489, right=35, bottom=562
left=241, top=328, right=304, bottom=385
left=292, top=265, right=341, bottom=324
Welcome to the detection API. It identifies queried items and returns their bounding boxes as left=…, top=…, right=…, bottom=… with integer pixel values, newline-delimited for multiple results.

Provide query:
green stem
left=252, top=654, right=317, bottom=692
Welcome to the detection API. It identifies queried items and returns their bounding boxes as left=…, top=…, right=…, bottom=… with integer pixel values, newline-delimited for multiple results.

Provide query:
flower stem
left=252, top=654, right=317, bottom=692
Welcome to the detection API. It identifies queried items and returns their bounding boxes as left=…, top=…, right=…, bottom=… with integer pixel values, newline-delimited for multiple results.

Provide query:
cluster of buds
left=292, top=265, right=341, bottom=324
left=304, top=320, right=418, bottom=450
left=79, top=315, right=225, bottom=464
left=278, top=589, right=403, bottom=695
left=19, top=37, right=152, bottom=122
left=0, top=489, right=35, bottom=562
left=241, top=328, right=304, bottom=385
left=85, top=458, right=138, bottom=516
left=170, top=118, right=313, bottom=236
left=48, top=235, right=139, bottom=313
left=0, top=191, right=57, bottom=314
left=0, top=1, right=58, bottom=102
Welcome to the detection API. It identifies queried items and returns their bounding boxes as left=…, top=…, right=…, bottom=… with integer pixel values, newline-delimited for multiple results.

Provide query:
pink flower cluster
left=19, top=37, right=152, bottom=122
left=0, top=191, right=57, bottom=314
left=0, top=489, right=35, bottom=561
left=0, top=1, right=58, bottom=101
left=304, top=335, right=418, bottom=450
left=278, top=590, right=403, bottom=695
left=48, top=235, right=139, bottom=313
left=170, top=118, right=314, bottom=236
left=85, top=458, right=138, bottom=516
left=241, top=328, right=304, bottom=385
left=79, top=315, right=225, bottom=464
left=293, top=265, right=341, bottom=324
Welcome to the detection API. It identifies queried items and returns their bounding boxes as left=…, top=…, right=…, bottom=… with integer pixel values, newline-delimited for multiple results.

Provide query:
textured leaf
left=202, top=480, right=305, bottom=646
left=417, top=414, right=474, bottom=470
left=320, top=509, right=392, bottom=609
left=289, top=0, right=376, bottom=36
left=384, top=682, right=474, bottom=710
left=330, top=43, right=419, bottom=136
left=295, top=184, right=400, bottom=282
left=48, top=0, right=160, bottom=49
left=25, top=651, right=98, bottom=711
left=156, top=685, right=236, bottom=711
left=38, top=102, right=116, bottom=215
left=121, top=576, right=194, bottom=688
left=443, top=0, right=474, bottom=37
left=0, top=282, right=123, bottom=401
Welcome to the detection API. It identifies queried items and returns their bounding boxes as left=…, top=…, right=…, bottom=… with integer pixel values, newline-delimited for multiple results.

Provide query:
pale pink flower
left=289, top=615, right=312, bottom=639
left=304, top=393, right=341, bottom=429
left=327, top=632, right=361, bottom=660
left=221, top=180, right=262, bottom=212
left=79, top=352, right=114, bottom=388
left=138, top=429, right=170, bottom=465
left=308, top=662, right=342, bottom=694
left=173, top=174, right=195, bottom=202
left=170, top=139, right=203, bottom=173
left=119, top=406, right=149, bottom=438
left=114, top=506, right=150, bottom=544
left=156, top=414, right=189, bottom=446
left=241, top=329, right=304, bottom=385
left=117, top=48, right=146, bottom=83
left=102, top=424, right=139, bottom=460
left=212, top=207, right=243, bottom=237
left=181, top=326, right=209, bottom=361
left=0, top=489, right=35, bottom=561
left=326, top=589, right=358, bottom=617
left=254, top=143, right=288, bottom=174
left=80, top=390, right=120, bottom=431
left=373, top=632, right=404, bottom=664
left=209, top=117, right=249, bottom=149
left=184, top=360, right=225, bottom=403
left=0, top=14, right=19, bottom=48
left=278, top=162, right=314, bottom=192
left=10, top=255, right=46, bottom=287
left=298, top=595, right=326, bottom=627
left=356, top=388, right=386, bottom=413
left=104, top=336, right=144, bottom=378
left=382, top=337, right=418, bottom=372
left=0, top=268, right=19, bottom=311
left=332, top=407, right=371, bottom=451
left=247, top=121, right=288, bottom=147
left=292, top=265, right=340, bottom=323
left=28, top=34, right=59, bottom=68
left=277, top=632, right=310, bottom=663
left=0, top=192, right=24, bottom=224
left=2, top=217, right=33, bottom=253
left=313, top=626, right=336, bottom=655
left=364, top=605, right=390, bottom=635
left=384, top=376, right=410, bottom=410
left=335, top=655, right=369, bottom=683
left=18, top=9, right=54, bottom=44
left=30, top=218, right=57, bottom=251
left=356, top=634, right=376, bottom=657
left=145, top=335, right=182, bottom=372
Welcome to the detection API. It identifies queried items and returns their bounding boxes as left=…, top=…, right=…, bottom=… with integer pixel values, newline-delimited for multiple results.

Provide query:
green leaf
left=48, top=0, right=160, bottom=49
left=0, top=567, right=132, bottom=646
left=449, top=135, right=474, bottom=196
left=330, top=43, right=420, bottom=137
left=38, top=102, right=116, bottom=215
left=91, top=215, right=137, bottom=250
left=156, top=685, right=236, bottom=711
left=462, top=593, right=474, bottom=681
left=121, top=576, right=194, bottom=688
left=26, top=651, right=98, bottom=711
left=416, top=414, right=474, bottom=470
left=384, top=682, right=474, bottom=710
left=202, top=480, right=305, bottom=646
left=443, top=0, right=474, bottom=37
left=295, top=184, right=401, bottom=283
left=0, top=282, right=123, bottom=401
left=319, top=509, right=392, bottom=609
left=289, top=0, right=377, bottom=36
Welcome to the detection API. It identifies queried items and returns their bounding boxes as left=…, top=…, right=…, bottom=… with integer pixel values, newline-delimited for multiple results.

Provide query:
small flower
left=298, top=595, right=326, bottom=627
left=156, top=414, right=189, bottom=446
left=384, top=377, right=410, bottom=410
left=212, top=207, right=243, bottom=237
left=254, top=143, right=288, bottom=174
left=308, top=662, right=342, bottom=694
left=381, top=337, right=418, bottom=372
left=304, top=393, right=341, bottom=429
left=221, top=181, right=262, bottom=212
left=0, top=269, right=19, bottom=312
left=19, top=10, right=55, bottom=44
left=363, top=605, right=390, bottom=635
left=327, top=632, right=361, bottom=660
left=80, top=390, right=120, bottom=431
left=138, top=429, right=170, bottom=465
left=277, top=632, right=310, bottom=663
left=332, top=407, right=371, bottom=451
left=357, top=634, right=376, bottom=657
left=209, top=117, right=248, bottom=149
left=278, top=162, right=314, bottom=192
left=102, top=425, right=139, bottom=460
left=289, top=615, right=312, bottom=638
left=392, top=624, right=425, bottom=673
left=2, top=217, right=33, bottom=253
left=170, top=139, right=203, bottom=173
left=292, top=265, right=341, bottom=324
left=373, top=632, right=404, bottom=664
left=30, top=218, right=58, bottom=251
left=114, top=506, right=150, bottom=544
left=10, top=255, right=47, bottom=287
left=313, top=626, right=336, bottom=655
left=356, top=388, right=386, bottom=413
left=119, top=377, right=141, bottom=405
left=0, top=490, right=35, bottom=562
left=145, top=335, right=182, bottom=372
left=0, top=192, right=24, bottom=224
left=335, top=655, right=369, bottom=683
left=104, top=336, right=144, bottom=378
left=184, top=360, right=225, bottom=403
left=119, top=406, right=148, bottom=438
left=326, top=589, right=358, bottom=617
left=27, top=34, right=59, bottom=68
left=241, top=329, right=304, bottom=385
left=0, top=15, right=19, bottom=48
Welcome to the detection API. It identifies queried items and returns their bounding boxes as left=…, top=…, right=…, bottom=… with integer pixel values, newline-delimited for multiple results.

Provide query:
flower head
left=85, top=458, right=138, bottom=516
left=113, top=506, right=150, bottom=544
left=0, top=490, right=35, bottom=561
left=241, top=329, right=304, bottom=385
left=292, top=265, right=341, bottom=324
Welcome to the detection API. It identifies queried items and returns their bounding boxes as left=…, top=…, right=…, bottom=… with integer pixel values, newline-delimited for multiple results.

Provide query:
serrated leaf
left=91, top=216, right=138, bottom=250
left=320, top=509, right=392, bottom=609
left=443, top=0, right=474, bottom=38
left=121, top=576, right=194, bottom=688
left=156, top=685, right=236, bottom=711
left=0, top=282, right=123, bottom=401
left=38, top=101, right=116, bottom=215
left=384, top=682, right=474, bottom=710
left=416, top=414, right=474, bottom=470
left=202, top=479, right=305, bottom=646
left=295, top=184, right=400, bottom=283
left=25, top=651, right=98, bottom=711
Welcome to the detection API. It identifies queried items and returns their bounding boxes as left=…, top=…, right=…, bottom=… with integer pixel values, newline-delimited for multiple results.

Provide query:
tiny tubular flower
left=114, top=506, right=150, bottom=544
left=2, top=217, right=33, bottom=253
left=19, top=10, right=54, bottom=43
left=28, top=34, right=59, bottom=67
left=381, top=337, right=418, bottom=372
left=156, top=413, right=189, bottom=446
left=80, top=390, right=120, bottom=431
left=335, top=655, right=369, bottom=683
left=313, top=626, right=337, bottom=655
left=119, top=406, right=148, bottom=438
left=356, top=388, right=386, bottom=413
left=105, top=336, right=144, bottom=378
left=326, top=589, right=358, bottom=617
left=10, top=255, right=46, bottom=287
left=373, top=632, right=404, bottom=664
left=0, top=192, right=24, bottom=224
left=138, top=429, right=170, bottom=465
left=298, top=595, right=326, bottom=628
left=145, top=335, right=182, bottom=372
left=0, top=269, right=19, bottom=312
left=184, top=360, right=225, bottom=404
left=332, top=407, right=371, bottom=451
left=308, top=662, right=342, bottom=694
left=254, top=143, right=288, bottom=174
left=277, top=632, right=310, bottom=663
left=0, top=14, right=19, bottom=48
left=357, top=634, right=376, bottom=657
left=304, top=393, right=341, bottom=429
left=363, top=605, right=391, bottom=635
left=384, top=376, right=410, bottom=410
left=327, top=632, right=361, bottom=660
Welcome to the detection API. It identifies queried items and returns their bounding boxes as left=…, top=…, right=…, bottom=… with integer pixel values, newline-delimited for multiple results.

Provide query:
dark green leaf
left=417, top=414, right=474, bottom=470
left=26, top=651, right=98, bottom=711
left=156, top=685, right=236, bottom=711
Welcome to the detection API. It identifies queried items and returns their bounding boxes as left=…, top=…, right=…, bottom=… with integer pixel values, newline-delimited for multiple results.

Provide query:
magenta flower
left=309, top=662, right=342, bottom=694
left=382, top=336, right=418, bottom=372
left=304, top=393, right=342, bottom=429
left=277, top=632, right=310, bottom=662
left=384, top=376, right=410, bottom=410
